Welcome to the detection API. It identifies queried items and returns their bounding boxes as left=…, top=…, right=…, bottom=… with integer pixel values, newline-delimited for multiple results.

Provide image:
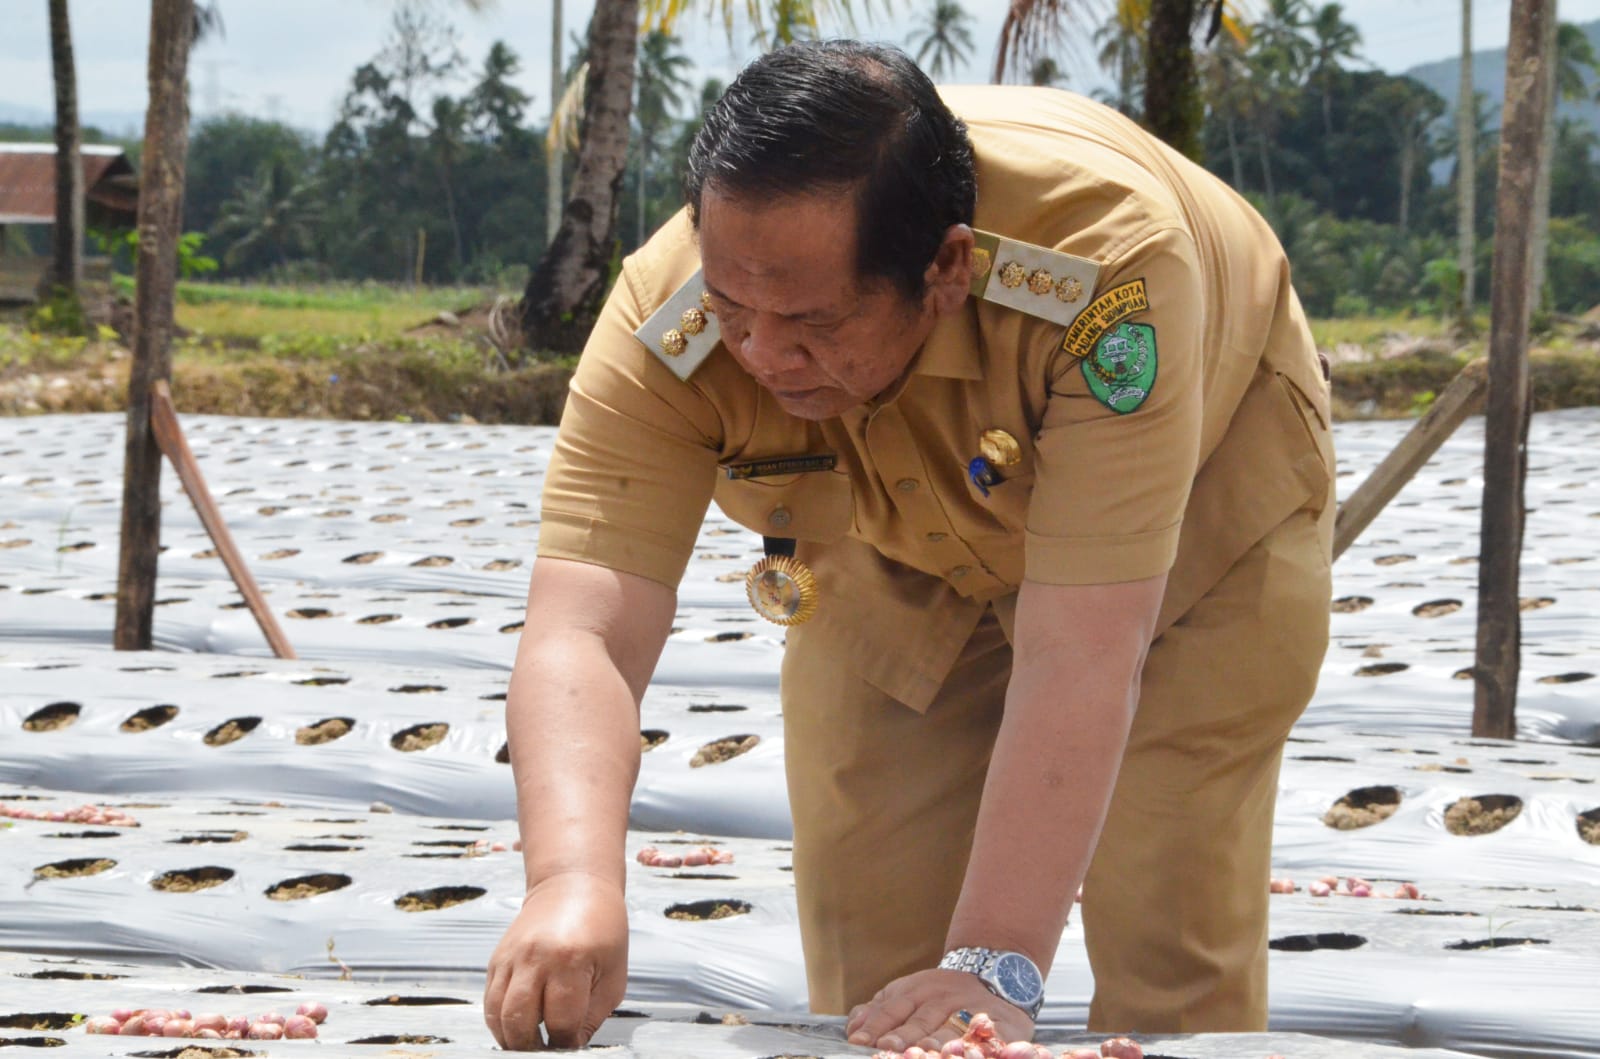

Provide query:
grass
left=5, top=284, right=1600, bottom=425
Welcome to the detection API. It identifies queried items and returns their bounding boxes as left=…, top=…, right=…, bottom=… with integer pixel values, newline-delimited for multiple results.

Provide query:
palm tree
left=1457, top=0, right=1474, bottom=323
left=48, top=0, right=83, bottom=302
left=1307, top=2, right=1361, bottom=136
left=633, top=30, right=693, bottom=244
left=1029, top=56, right=1068, bottom=86
left=642, top=0, right=868, bottom=52
left=1374, top=78, right=1443, bottom=232
left=1094, top=3, right=1144, bottom=115
left=1199, top=27, right=1250, bottom=187
left=212, top=158, right=321, bottom=271
left=1531, top=20, right=1600, bottom=306
left=908, top=0, right=976, bottom=80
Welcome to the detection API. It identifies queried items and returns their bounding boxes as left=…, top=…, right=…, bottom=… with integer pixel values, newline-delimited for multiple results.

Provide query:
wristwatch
left=938, top=947, right=1045, bottom=1019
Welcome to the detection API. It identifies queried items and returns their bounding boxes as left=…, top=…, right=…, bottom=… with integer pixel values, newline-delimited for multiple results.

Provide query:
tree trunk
left=1528, top=0, right=1559, bottom=307
left=1143, top=0, right=1202, bottom=159
left=1225, top=114, right=1243, bottom=188
left=49, top=0, right=83, bottom=294
left=1257, top=132, right=1275, bottom=199
left=636, top=138, right=647, bottom=248
left=1475, top=0, right=1553, bottom=740
left=1398, top=137, right=1413, bottom=231
left=1321, top=81, right=1333, bottom=138
left=114, top=0, right=194, bottom=651
left=519, top=0, right=637, bottom=355
left=1458, top=0, right=1476, bottom=320
left=546, top=0, right=564, bottom=247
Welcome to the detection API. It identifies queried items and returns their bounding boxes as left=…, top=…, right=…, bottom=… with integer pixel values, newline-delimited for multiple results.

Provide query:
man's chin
left=771, top=388, right=853, bottom=420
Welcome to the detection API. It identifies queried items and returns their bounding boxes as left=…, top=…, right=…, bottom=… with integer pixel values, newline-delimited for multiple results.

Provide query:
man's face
left=697, top=186, right=937, bottom=420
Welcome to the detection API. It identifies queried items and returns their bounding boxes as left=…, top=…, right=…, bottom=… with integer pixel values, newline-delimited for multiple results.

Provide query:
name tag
left=723, top=454, right=838, bottom=480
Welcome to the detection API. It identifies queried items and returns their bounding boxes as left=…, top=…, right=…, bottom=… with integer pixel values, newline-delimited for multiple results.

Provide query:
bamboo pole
left=1333, top=358, right=1488, bottom=561
left=148, top=381, right=295, bottom=660
left=114, top=0, right=194, bottom=650
left=1474, top=0, right=1553, bottom=739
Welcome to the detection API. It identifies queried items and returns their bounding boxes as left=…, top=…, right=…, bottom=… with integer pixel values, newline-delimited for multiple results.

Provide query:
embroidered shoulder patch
left=633, top=268, right=721, bottom=381
left=1082, top=322, right=1158, bottom=414
left=969, top=229, right=1101, bottom=329
left=1060, top=278, right=1149, bottom=361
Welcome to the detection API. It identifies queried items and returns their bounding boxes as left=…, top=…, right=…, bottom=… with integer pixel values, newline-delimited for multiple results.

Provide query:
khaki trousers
left=780, top=502, right=1332, bottom=1033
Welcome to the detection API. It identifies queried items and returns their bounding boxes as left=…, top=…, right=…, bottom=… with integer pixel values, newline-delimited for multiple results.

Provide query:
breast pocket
left=712, top=468, right=855, bottom=542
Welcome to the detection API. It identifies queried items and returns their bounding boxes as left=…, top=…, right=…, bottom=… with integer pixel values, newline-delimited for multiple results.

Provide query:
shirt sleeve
left=536, top=253, right=725, bottom=589
left=1023, top=225, right=1205, bottom=585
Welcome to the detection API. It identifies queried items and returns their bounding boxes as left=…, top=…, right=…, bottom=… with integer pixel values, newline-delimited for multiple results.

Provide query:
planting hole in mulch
left=1292, top=755, right=1356, bottom=763
left=358, top=613, right=401, bottom=624
left=296, top=717, right=355, bottom=745
left=265, top=872, right=352, bottom=900
left=0, top=1015, right=81, bottom=1031
left=483, top=559, right=521, bottom=571
left=169, top=831, right=247, bottom=845
left=666, top=899, right=753, bottom=921
left=286, top=608, right=333, bottom=619
left=1452, top=667, right=1476, bottom=680
left=1395, top=908, right=1478, bottom=916
left=673, top=873, right=739, bottom=881
left=32, top=858, right=114, bottom=880
left=203, top=717, right=261, bottom=747
left=121, top=705, right=179, bottom=732
left=1577, top=807, right=1600, bottom=845
left=1373, top=554, right=1415, bottom=565
left=22, top=971, right=126, bottom=980
left=1355, top=662, right=1409, bottom=677
left=21, top=703, right=80, bottom=733
left=194, top=985, right=290, bottom=995
left=371, top=513, right=407, bottom=524
left=127, top=1048, right=258, bottom=1059
left=1520, top=596, right=1556, bottom=611
left=259, top=549, right=300, bottom=561
left=495, top=741, right=511, bottom=764
left=1331, top=595, right=1373, bottom=613
left=394, top=885, right=486, bottom=912
left=689, top=703, right=749, bottom=713
left=151, top=867, right=235, bottom=893
left=411, top=555, right=454, bottom=567
left=641, top=729, right=669, bottom=752
left=690, top=734, right=760, bottom=768
left=390, top=684, right=446, bottom=694
left=344, top=551, right=383, bottom=564
left=427, top=617, right=474, bottom=629
left=706, top=631, right=754, bottom=643
left=293, top=675, right=350, bottom=686
left=1445, top=937, right=1551, bottom=951
left=284, top=843, right=362, bottom=852
left=1538, top=672, right=1595, bottom=684
left=1268, top=932, right=1367, bottom=952
left=363, top=995, right=471, bottom=1006
left=0, top=1037, right=66, bottom=1048
left=1412, top=599, right=1462, bottom=618
left=1323, top=785, right=1402, bottom=830
left=349, top=1036, right=453, bottom=1045
left=211, top=671, right=264, bottom=679
left=391, top=722, right=449, bottom=752
left=500, top=621, right=524, bottom=633
left=1444, top=794, right=1524, bottom=836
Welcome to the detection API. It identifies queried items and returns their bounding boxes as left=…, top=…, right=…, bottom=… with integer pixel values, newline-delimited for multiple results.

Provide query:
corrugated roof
left=0, top=144, right=138, bottom=226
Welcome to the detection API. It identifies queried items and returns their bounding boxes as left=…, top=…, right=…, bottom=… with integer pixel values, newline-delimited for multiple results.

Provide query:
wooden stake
left=114, top=0, right=194, bottom=650
left=148, top=381, right=295, bottom=660
left=1474, top=0, right=1553, bottom=740
left=1333, top=358, right=1488, bottom=561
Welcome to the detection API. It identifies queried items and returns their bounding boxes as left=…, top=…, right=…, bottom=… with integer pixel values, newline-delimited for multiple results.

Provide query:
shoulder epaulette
left=969, top=229, right=1101, bottom=330
left=634, top=269, right=721, bottom=381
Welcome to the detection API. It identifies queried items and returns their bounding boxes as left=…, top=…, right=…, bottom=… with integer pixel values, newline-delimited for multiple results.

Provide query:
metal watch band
left=939, top=947, right=997, bottom=975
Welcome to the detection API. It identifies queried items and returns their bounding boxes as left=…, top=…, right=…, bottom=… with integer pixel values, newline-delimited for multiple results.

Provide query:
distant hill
left=1404, top=18, right=1600, bottom=133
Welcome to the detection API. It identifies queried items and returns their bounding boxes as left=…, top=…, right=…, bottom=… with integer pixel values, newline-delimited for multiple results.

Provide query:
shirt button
left=768, top=507, right=792, bottom=529
left=925, top=531, right=947, bottom=542
left=950, top=565, right=972, bottom=578
left=895, top=478, right=919, bottom=493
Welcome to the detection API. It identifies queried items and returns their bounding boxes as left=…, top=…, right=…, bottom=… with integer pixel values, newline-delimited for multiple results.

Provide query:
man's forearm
left=506, top=632, right=647, bottom=894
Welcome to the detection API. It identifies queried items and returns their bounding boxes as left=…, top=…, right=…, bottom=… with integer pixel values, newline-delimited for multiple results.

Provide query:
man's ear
left=923, top=224, right=975, bottom=316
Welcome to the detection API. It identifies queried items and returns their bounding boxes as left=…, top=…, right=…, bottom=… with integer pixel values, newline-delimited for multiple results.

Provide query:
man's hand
left=844, top=968, right=1033, bottom=1053
left=482, top=872, right=629, bottom=1051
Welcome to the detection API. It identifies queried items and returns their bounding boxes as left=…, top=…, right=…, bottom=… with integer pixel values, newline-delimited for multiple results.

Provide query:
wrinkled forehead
left=695, top=186, right=867, bottom=309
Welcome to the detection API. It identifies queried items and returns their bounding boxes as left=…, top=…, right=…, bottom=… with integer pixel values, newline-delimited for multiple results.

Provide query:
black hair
left=683, top=40, right=977, bottom=299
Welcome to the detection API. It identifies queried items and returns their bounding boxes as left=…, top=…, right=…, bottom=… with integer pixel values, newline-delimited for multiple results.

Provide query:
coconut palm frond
left=546, top=61, right=589, bottom=153
left=994, top=0, right=1097, bottom=84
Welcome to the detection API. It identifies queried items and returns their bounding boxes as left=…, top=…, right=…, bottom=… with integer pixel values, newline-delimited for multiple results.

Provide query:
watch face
left=994, top=952, right=1043, bottom=1004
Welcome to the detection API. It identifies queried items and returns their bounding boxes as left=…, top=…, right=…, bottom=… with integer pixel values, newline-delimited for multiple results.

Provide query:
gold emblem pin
left=1027, top=268, right=1054, bottom=295
left=978, top=428, right=1022, bottom=467
left=1056, top=276, right=1084, bottom=303
left=700, top=290, right=715, bottom=314
left=660, top=328, right=687, bottom=357
left=681, top=306, right=707, bottom=336
left=998, top=261, right=1026, bottom=289
left=745, top=555, right=819, bottom=626
left=971, top=246, right=993, bottom=281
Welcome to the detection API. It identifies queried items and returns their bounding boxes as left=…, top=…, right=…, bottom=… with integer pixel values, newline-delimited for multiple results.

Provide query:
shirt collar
left=910, top=300, right=983, bottom=381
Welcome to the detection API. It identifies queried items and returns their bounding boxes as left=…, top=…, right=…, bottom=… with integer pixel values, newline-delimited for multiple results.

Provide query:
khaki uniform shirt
left=537, top=85, right=1334, bottom=711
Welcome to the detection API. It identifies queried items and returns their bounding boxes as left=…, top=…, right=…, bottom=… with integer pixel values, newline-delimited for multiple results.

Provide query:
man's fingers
left=894, top=1000, right=957, bottom=1053
left=489, top=968, right=547, bottom=1051
left=540, top=968, right=595, bottom=1051
left=846, top=993, right=917, bottom=1048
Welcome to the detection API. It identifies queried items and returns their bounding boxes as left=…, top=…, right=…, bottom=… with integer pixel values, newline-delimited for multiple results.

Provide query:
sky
left=4, top=0, right=1600, bottom=138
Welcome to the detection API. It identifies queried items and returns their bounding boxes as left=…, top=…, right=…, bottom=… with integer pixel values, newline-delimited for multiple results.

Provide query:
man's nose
left=740, top=314, right=807, bottom=371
